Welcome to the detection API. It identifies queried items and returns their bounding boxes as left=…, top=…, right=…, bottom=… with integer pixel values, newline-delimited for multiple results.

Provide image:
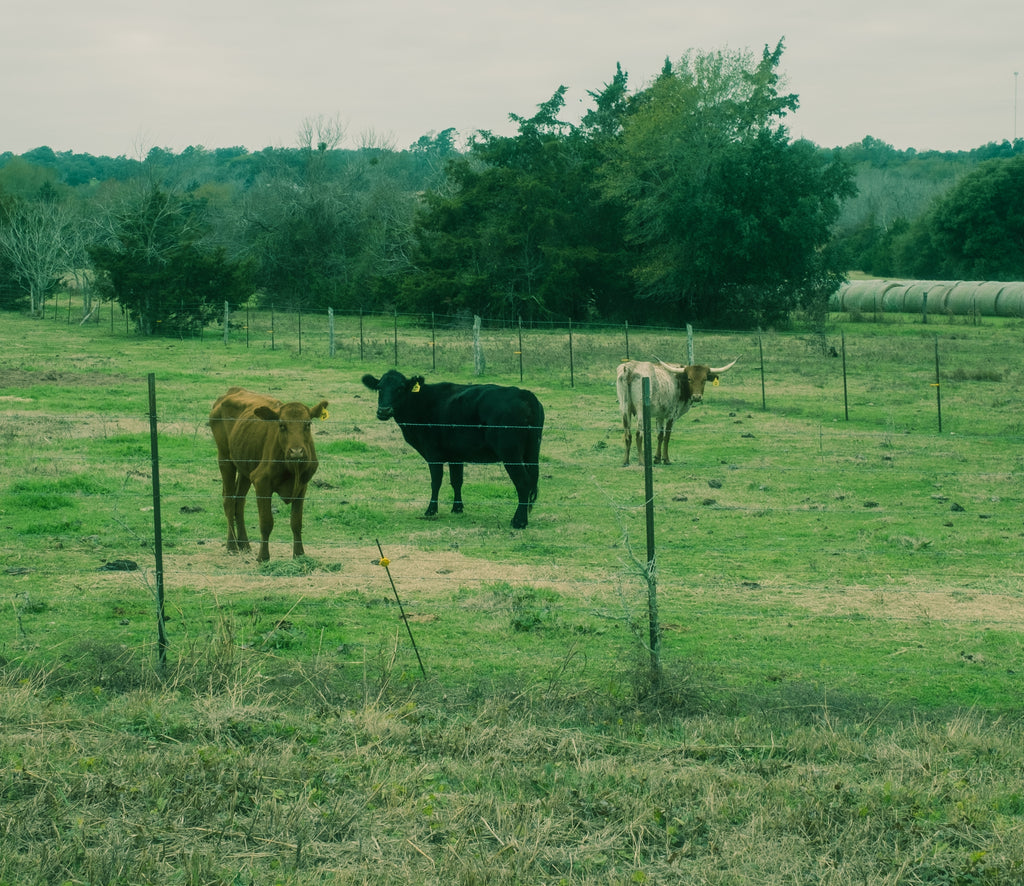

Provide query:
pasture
left=2, top=307, right=1024, bottom=884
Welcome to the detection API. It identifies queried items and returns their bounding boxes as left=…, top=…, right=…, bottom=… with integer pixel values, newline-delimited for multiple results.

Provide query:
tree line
left=2, top=42, right=1023, bottom=336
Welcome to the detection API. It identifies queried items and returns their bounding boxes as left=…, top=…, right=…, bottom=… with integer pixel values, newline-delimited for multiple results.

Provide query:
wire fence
left=4, top=377, right=1022, bottom=595
left=6, top=300, right=1024, bottom=671
left=40, top=294, right=1024, bottom=436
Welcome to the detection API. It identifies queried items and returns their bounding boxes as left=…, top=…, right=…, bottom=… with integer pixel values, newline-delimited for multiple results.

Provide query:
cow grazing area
left=2, top=306, right=1024, bottom=885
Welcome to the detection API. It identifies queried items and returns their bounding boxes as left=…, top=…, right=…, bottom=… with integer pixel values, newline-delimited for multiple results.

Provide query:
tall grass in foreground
left=2, top=641, right=1023, bottom=885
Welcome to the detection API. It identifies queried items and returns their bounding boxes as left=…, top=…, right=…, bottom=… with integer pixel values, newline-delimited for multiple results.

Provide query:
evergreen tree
left=401, top=87, right=632, bottom=322
left=89, top=184, right=252, bottom=335
left=599, top=42, right=855, bottom=328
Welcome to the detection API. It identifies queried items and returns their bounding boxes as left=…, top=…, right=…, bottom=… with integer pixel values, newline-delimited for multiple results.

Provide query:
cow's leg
left=622, top=416, right=633, bottom=466
left=635, top=430, right=645, bottom=466
left=651, top=422, right=667, bottom=462
left=425, top=460, right=444, bottom=517
left=654, top=422, right=666, bottom=464
left=218, top=460, right=241, bottom=551
left=504, top=460, right=531, bottom=529
left=254, top=486, right=274, bottom=562
left=289, top=494, right=306, bottom=558
left=661, top=419, right=675, bottom=465
left=231, top=475, right=253, bottom=553
left=449, top=462, right=465, bottom=514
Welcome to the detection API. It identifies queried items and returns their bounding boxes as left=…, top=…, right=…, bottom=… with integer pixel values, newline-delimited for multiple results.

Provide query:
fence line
left=5, top=416, right=1022, bottom=561
left=6, top=309, right=1024, bottom=668
left=37, top=295, right=1024, bottom=424
left=7, top=403, right=1024, bottom=669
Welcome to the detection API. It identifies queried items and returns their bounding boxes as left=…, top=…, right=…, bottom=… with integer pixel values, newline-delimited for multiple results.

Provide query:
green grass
left=2, top=306, right=1024, bottom=883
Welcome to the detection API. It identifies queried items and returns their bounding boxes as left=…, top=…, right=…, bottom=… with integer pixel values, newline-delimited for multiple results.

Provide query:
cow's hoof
left=451, top=503, right=464, bottom=514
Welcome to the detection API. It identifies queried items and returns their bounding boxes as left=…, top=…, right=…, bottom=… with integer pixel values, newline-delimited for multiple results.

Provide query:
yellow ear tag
left=320, top=408, right=329, bottom=420
left=411, top=382, right=421, bottom=393
left=713, top=378, right=720, bottom=386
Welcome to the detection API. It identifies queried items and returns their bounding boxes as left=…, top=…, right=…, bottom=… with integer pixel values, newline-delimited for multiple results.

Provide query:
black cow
left=361, top=370, right=545, bottom=528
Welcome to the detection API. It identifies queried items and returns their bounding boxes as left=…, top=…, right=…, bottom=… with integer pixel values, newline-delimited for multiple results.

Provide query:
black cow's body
left=362, top=370, right=545, bottom=528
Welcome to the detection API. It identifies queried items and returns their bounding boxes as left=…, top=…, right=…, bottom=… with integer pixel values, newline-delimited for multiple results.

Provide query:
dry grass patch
left=3, top=658, right=1024, bottom=885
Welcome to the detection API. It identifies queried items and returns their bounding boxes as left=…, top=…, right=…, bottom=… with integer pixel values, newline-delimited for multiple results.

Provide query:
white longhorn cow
left=616, top=358, right=738, bottom=466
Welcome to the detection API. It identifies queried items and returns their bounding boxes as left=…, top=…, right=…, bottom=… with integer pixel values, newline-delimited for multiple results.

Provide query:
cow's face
left=678, top=365, right=717, bottom=404
left=362, top=370, right=424, bottom=421
left=255, top=400, right=328, bottom=461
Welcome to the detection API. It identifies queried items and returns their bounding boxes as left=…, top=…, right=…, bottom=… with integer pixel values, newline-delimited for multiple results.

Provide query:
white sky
left=2, top=0, right=1022, bottom=157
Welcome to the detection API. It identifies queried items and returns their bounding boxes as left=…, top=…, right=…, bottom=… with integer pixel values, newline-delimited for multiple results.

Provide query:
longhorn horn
left=655, top=357, right=739, bottom=374
left=709, top=357, right=739, bottom=374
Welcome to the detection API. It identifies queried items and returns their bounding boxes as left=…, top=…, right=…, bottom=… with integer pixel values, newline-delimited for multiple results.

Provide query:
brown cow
left=209, top=387, right=328, bottom=562
left=616, top=358, right=737, bottom=466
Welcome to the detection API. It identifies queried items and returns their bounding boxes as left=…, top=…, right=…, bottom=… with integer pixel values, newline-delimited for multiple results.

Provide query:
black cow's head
left=362, top=370, right=425, bottom=421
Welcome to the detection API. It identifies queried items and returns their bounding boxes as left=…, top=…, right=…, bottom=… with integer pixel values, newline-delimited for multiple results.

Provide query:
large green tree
left=599, top=42, right=855, bottom=328
left=894, top=154, right=1024, bottom=280
left=89, top=183, right=252, bottom=335
left=400, top=87, right=633, bottom=322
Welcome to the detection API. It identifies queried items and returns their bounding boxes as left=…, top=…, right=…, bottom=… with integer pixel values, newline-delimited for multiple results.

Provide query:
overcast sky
left=3, top=0, right=1022, bottom=157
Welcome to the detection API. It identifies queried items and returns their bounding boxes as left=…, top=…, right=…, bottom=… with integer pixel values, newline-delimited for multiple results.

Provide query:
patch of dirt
left=157, top=541, right=605, bottom=606
left=132, top=540, right=1024, bottom=630
left=742, top=582, right=1024, bottom=629
left=0, top=410, right=157, bottom=441
left=0, top=369, right=129, bottom=389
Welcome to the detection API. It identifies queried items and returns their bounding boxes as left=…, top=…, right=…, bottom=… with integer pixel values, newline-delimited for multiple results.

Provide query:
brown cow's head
left=254, top=400, right=329, bottom=462
left=659, top=358, right=739, bottom=404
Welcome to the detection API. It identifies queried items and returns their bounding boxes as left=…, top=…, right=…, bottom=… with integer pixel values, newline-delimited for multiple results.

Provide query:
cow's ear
left=254, top=406, right=280, bottom=421
left=410, top=375, right=425, bottom=393
left=361, top=374, right=380, bottom=391
left=311, top=400, right=329, bottom=420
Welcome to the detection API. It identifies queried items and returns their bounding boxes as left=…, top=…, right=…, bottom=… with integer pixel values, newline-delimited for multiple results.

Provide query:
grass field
left=2, top=306, right=1024, bottom=884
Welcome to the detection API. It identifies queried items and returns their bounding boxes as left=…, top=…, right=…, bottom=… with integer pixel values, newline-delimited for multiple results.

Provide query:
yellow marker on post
left=375, top=539, right=426, bottom=677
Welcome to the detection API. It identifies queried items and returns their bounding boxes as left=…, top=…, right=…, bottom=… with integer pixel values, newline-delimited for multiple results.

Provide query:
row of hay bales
left=830, top=280, right=1024, bottom=317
